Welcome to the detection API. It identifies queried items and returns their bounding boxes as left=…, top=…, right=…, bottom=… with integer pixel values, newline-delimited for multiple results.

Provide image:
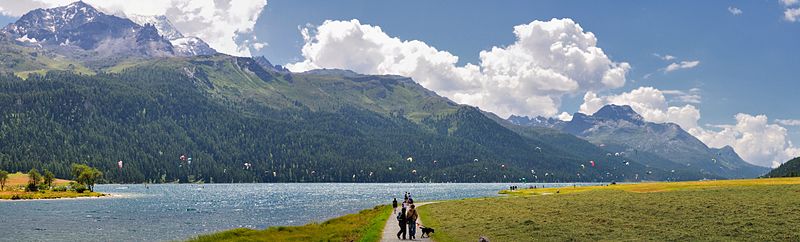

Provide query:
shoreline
left=0, top=191, right=111, bottom=201
left=188, top=177, right=800, bottom=241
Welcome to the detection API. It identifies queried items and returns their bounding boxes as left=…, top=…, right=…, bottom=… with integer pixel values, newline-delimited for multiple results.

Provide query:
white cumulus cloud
left=579, top=87, right=799, bottom=168
left=691, top=114, right=800, bottom=168
left=785, top=7, right=800, bottom=22
left=287, top=18, right=630, bottom=118
left=780, top=0, right=800, bottom=22
left=579, top=87, right=701, bottom=130
left=728, top=6, right=743, bottom=15
left=0, top=0, right=268, bottom=56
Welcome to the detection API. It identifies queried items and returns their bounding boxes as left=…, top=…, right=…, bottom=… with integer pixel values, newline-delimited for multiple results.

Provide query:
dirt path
left=381, top=202, right=436, bottom=242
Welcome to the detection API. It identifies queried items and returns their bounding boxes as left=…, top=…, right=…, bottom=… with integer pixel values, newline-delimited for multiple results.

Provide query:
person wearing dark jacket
left=406, top=204, right=419, bottom=240
left=397, top=205, right=407, bottom=240
left=392, top=198, right=398, bottom=213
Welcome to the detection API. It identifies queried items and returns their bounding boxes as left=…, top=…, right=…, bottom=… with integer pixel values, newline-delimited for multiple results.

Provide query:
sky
left=1, top=0, right=799, bottom=168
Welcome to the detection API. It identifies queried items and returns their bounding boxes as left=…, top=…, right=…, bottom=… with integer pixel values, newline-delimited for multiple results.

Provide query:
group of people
left=392, top=192, right=418, bottom=240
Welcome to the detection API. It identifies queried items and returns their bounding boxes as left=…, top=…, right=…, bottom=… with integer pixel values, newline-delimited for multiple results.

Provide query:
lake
left=0, top=183, right=591, bottom=241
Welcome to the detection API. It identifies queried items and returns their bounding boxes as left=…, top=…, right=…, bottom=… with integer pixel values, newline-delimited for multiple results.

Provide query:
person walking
left=392, top=198, right=398, bottom=213
left=396, top=205, right=407, bottom=240
left=406, top=204, right=418, bottom=240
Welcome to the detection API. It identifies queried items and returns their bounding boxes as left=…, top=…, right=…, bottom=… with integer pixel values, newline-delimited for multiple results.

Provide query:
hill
left=764, top=157, right=800, bottom=177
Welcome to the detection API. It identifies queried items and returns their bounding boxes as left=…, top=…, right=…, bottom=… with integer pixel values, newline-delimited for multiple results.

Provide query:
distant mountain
left=253, top=56, right=290, bottom=73
left=508, top=115, right=562, bottom=128
left=1, top=1, right=174, bottom=67
left=126, top=15, right=183, bottom=39
left=127, top=14, right=216, bottom=56
left=765, top=157, right=800, bottom=177
left=509, top=104, right=769, bottom=178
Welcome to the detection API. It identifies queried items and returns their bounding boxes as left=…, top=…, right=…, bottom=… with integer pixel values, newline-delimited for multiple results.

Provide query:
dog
left=419, top=225, right=435, bottom=238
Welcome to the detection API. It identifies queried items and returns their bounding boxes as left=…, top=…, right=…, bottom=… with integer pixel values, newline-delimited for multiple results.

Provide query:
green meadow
left=419, top=177, right=800, bottom=241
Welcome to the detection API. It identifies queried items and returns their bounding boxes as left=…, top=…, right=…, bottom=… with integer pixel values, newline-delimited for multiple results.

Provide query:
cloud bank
left=776, top=119, right=800, bottom=126
left=0, top=0, right=268, bottom=56
left=288, top=18, right=630, bottom=118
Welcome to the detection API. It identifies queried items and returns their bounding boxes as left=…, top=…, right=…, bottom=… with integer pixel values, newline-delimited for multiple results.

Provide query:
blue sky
left=253, top=0, right=798, bottom=123
left=256, top=1, right=800, bottom=165
left=0, top=0, right=798, bottom=167
left=251, top=1, right=799, bottom=159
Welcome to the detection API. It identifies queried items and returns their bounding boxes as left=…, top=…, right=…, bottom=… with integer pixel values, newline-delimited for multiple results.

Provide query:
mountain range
left=0, top=2, right=771, bottom=183
left=508, top=105, right=769, bottom=178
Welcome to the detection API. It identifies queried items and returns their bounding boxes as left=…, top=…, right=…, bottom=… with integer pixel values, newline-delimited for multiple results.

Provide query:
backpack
left=397, top=210, right=405, bottom=221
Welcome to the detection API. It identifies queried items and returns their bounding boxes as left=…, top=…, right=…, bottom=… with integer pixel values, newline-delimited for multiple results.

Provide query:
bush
left=69, top=182, right=88, bottom=193
left=52, top=185, right=68, bottom=192
left=26, top=183, right=38, bottom=192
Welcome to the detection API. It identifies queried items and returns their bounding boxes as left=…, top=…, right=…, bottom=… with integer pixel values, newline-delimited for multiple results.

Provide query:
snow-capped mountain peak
left=126, top=14, right=216, bottom=56
left=126, top=14, right=183, bottom=39
left=171, top=36, right=216, bottom=56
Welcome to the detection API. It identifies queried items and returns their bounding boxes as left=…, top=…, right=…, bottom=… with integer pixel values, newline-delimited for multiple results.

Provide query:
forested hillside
left=0, top=61, right=685, bottom=183
left=765, top=157, right=800, bottom=178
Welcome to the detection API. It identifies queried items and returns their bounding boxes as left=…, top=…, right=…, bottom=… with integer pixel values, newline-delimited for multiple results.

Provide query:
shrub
left=52, top=185, right=68, bottom=192
left=69, top=182, right=88, bottom=193
left=26, top=183, right=38, bottom=192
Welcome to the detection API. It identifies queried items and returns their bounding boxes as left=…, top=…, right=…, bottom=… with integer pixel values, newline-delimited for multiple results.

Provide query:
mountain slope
left=489, top=112, right=717, bottom=181
left=1, top=2, right=175, bottom=68
left=509, top=104, right=769, bottom=178
left=127, top=14, right=216, bottom=56
left=765, top=157, right=800, bottom=177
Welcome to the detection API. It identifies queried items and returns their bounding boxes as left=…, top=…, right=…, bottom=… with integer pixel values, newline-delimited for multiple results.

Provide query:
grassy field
left=419, top=177, right=800, bottom=241
left=4, top=172, right=72, bottom=186
left=190, top=205, right=391, bottom=242
left=0, top=172, right=104, bottom=200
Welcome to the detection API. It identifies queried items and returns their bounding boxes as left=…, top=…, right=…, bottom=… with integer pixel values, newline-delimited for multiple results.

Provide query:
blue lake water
left=0, top=183, right=591, bottom=241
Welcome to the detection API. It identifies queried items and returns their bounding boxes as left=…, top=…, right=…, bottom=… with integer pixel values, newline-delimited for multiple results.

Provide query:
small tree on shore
left=0, top=170, right=8, bottom=190
left=28, top=168, right=42, bottom=191
left=72, top=164, right=102, bottom=192
left=43, top=169, right=55, bottom=188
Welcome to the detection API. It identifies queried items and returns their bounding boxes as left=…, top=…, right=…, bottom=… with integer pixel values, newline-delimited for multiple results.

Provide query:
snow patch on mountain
left=127, top=14, right=216, bottom=56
